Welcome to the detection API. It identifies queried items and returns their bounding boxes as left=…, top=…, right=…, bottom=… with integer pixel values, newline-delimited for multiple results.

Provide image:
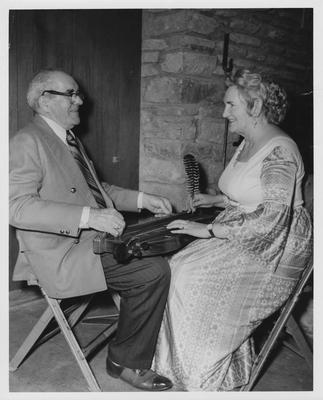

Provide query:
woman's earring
left=253, top=118, right=258, bottom=128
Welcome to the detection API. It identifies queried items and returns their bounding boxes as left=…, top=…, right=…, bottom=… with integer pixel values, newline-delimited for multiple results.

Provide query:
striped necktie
left=66, top=131, right=106, bottom=208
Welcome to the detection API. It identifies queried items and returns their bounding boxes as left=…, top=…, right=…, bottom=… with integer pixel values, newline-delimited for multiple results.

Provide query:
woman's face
left=222, top=86, right=251, bottom=135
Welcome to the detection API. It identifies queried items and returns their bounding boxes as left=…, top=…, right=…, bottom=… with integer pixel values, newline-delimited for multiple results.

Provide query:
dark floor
left=9, top=288, right=314, bottom=393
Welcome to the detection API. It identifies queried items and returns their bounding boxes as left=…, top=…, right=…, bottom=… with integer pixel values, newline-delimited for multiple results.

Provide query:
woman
left=152, top=69, right=313, bottom=391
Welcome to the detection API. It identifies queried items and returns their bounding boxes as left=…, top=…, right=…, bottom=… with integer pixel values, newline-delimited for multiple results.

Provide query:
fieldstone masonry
left=139, top=9, right=312, bottom=211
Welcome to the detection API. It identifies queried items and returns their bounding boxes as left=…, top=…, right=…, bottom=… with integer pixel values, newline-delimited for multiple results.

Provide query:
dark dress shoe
left=106, top=357, right=173, bottom=391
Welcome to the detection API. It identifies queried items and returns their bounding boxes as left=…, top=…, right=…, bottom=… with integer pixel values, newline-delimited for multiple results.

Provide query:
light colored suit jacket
left=9, top=115, right=139, bottom=298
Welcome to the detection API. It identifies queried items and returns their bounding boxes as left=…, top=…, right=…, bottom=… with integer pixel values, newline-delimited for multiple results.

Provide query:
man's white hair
left=26, top=69, right=63, bottom=111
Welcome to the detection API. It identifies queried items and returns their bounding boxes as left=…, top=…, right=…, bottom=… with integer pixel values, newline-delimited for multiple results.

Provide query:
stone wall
left=139, top=9, right=312, bottom=211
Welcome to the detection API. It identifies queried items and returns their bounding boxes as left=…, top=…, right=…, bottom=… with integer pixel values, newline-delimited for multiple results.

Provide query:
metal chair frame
left=241, top=256, right=313, bottom=391
left=10, top=286, right=120, bottom=392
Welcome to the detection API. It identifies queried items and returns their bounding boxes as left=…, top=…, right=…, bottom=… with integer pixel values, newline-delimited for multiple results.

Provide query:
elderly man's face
left=41, top=72, right=83, bottom=130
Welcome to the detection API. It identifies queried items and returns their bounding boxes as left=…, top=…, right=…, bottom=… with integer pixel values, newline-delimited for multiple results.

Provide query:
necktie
left=66, top=131, right=106, bottom=208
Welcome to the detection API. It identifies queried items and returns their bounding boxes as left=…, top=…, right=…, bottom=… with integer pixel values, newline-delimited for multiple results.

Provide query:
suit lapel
left=33, top=116, right=98, bottom=206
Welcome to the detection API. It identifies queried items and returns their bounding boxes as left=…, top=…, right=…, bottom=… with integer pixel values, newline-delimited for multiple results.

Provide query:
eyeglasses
left=41, top=89, right=85, bottom=101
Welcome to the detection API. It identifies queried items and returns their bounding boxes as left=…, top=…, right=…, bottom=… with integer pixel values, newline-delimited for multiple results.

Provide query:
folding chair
left=9, top=281, right=120, bottom=392
left=241, top=255, right=313, bottom=391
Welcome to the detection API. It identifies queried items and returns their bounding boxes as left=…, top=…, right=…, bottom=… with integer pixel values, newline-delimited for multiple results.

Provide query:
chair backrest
left=241, top=254, right=313, bottom=391
left=242, top=173, right=314, bottom=391
left=303, top=173, right=313, bottom=216
left=285, top=254, right=313, bottom=312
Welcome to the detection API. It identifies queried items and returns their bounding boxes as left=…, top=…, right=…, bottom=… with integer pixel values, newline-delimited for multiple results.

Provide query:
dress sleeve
left=215, top=145, right=298, bottom=271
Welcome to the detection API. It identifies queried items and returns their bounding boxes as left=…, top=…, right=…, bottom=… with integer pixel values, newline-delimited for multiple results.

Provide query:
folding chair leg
left=240, top=299, right=301, bottom=391
left=43, top=291, right=101, bottom=392
left=111, top=292, right=120, bottom=311
left=10, top=294, right=93, bottom=373
left=67, top=295, right=94, bottom=327
left=286, top=315, right=313, bottom=369
left=9, top=304, right=54, bottom=372
left=241, top=259, right=313, bottom=391
left=240, top=326, right=281, bottom=391
left=82, top=291, right=120, bottom=326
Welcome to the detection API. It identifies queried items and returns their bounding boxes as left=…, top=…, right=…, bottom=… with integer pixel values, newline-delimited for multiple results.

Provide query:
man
left=9, top=69, right=173, bottom=391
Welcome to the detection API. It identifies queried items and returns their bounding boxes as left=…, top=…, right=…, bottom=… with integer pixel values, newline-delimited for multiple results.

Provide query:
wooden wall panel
left=9, top=10, right=142, bottom=290
left=117, top=11, right=142, bottom=187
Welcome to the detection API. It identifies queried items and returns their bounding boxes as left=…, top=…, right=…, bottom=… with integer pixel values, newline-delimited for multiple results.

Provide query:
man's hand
left=88, top=208, right=125, bottom=237
left=142, top=193, right=172, bottom=217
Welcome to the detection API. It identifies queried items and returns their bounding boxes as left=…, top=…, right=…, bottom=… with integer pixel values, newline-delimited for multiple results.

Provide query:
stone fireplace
left=139, top=9, right=312, bottom=211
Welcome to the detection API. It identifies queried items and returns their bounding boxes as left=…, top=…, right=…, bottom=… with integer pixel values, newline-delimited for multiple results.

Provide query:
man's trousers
left=100, top=253, right=171, bottom=369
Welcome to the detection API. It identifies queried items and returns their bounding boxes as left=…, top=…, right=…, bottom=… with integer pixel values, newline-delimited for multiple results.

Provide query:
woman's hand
left=167, top=219, right=211, bottom=238
left=184, top=196, right=196, bottom=213
left=193, top=193, right=239, bottom=209
left=167, top=219, right=231, bottom=239
left=192, top=193, right=218, bottom=208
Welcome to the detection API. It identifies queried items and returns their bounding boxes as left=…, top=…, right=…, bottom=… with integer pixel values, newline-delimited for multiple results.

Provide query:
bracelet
left=207, top=223, right=215, bottom=238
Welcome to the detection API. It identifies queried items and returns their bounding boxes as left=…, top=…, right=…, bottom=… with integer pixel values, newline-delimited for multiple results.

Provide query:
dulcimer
left=93, top=208, right=220, bottom=263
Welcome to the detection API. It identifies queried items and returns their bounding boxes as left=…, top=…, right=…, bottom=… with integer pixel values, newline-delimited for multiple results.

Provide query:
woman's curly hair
left=228, top=69, right=288, bottom=125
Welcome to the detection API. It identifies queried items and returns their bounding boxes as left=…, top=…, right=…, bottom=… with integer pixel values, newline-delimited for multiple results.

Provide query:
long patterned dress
left=152, top=136, right=312, bottom=391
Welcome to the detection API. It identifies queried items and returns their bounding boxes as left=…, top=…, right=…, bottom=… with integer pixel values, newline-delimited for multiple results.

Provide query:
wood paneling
left=9, top=10, right=142, bottom=290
